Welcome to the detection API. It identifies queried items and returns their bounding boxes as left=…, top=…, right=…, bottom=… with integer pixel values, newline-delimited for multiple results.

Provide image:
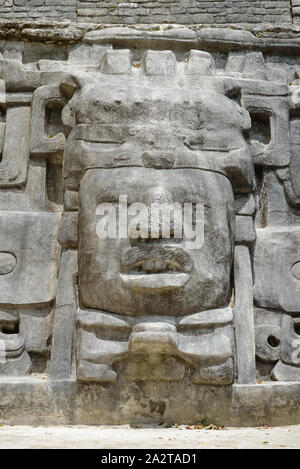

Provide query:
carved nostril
left=143, top=259, right=155, bottom=271
left=143, top=259, right=167, bottom=272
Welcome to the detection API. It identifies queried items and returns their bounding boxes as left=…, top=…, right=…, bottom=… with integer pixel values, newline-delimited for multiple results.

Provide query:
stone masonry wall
left=0, top=0, right=77, bottom=21
left=77, top=0, right=292, bottom=25
left=0, top=0, right=294, bottom=24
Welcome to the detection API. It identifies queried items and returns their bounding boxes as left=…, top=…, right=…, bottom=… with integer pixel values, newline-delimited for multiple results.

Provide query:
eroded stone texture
left=0, top=25, right=300, bottom=425
left=0, top=1, right=293, bottom=25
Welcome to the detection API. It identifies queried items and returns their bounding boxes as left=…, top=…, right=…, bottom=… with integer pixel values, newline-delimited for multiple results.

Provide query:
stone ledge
left=0, top=378, right=300, bottom=426
left=1, top=22, right=300, bottom=52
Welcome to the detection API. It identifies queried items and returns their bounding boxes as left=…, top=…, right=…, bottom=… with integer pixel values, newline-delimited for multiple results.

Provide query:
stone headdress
left=60, top=48, right=255, bottom=195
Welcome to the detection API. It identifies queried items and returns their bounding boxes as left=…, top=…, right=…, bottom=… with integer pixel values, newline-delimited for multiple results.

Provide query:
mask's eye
left=249, top=111, right=271, bottom=145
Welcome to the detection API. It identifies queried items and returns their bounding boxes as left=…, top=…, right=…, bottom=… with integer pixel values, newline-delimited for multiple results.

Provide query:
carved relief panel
left=0, top=29, right=299, bottom=393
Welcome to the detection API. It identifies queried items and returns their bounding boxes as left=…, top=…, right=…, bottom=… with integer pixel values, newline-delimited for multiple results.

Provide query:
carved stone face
left=78, top=167, right=235, bottom=316
left=69, top=62, right=251, bottom=317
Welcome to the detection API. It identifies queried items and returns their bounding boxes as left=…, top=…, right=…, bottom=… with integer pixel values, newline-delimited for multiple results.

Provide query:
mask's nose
left=128, top=185, right=182, bottom=242
left=129, top=322, right=178, bottom=354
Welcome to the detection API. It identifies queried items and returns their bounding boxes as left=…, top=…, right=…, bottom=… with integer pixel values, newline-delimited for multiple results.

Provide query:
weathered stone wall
left=0, top=0, right=77, bottom=21
left=2, top=0, right=300, bottom=430
left=77, top=0, right=292, bottom=25
left=0, top=0, right=294, bottom=24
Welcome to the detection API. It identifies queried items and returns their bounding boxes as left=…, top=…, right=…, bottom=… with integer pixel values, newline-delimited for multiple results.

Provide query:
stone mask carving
left=1, top=27, right=300, bottom=425
left=57, top=49, right=254, bottom=383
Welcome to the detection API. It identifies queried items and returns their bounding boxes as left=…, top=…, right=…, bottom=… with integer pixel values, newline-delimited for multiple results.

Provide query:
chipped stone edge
left=2, top=21, right=300, bottom=50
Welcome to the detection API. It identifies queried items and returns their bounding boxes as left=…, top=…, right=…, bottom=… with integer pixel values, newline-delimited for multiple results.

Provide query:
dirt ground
left=0, top=424, right=298, bottom=449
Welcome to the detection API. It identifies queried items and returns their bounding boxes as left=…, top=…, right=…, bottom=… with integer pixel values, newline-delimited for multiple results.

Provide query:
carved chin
left=119, top=272, right=191, bottom=292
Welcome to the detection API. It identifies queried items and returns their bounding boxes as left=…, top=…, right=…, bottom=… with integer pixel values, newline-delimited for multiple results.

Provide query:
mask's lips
left=121, top=246, right=193, bottom=272
left=120, top=272, right=191, bottom=292
left=120, top=246, right=193, bottom=291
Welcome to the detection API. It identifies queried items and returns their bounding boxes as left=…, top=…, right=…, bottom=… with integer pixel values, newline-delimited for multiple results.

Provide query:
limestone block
left=76, top=309, right=129, bottom=382
left=0, top=310, right=31, bottom=376
left=225, top=52, right=245, bottom=74
left=18, top=304, right=53, bottom=354
left=58, top=212, right=78, bottom=248
left=280, top=315, right=300, bottom=367
left=0, top=106, right=30, bottom=187
left=100, top=49, right=132, bottom=75
left=84, top=27, right=197, bottom=48
left=30, top=85, right=66, bottom=157
left=0, top=60, right=41, bottom=91
left=0, top=91, right=32, bottom=107
left=142, top=50, right=176, bottom=76
left=255, top=324, right=281, bottom=363
left=235, top=215, right=256, bottom=244
left=253, top=228, right=300, bottom=313
left=129, top=322, right=178, bottom=354
left=192, top=358, right=234, bottom=385
left=178, top=306, right=233, bottom=328
left=234, top=245, right=256, bottom=384
left=265, top=64, right=287, bottom=84
left=3, top=50, right=22, bottom=62
left=185, top=50, right=216, bottom=76
left=0, top=344, right=31, bottom=377
left=272, top=360, right=300, bottom=381
left=225, top=51, right=286, bottom=84
left=69, top=44, right=111, bottom=65
left=64, top=189, right=78, bottom=211
left=243, top=52, right=267, bottom=81
left=177, top=325, right=234, bottom=364
left=0, top=158, right=47, bottom=212
left=61, top=102, right=75, bottom=136
left=198, top=28, right=255, bottom=44
left=49, top=250, right=77, bottom=380
left=0, top=212, right=61, bottom=305
left=242, top=94, right=291, bottom=167
left=235, top=194, right=256, bottom=216
left=288, top=119, right=300, bottom=202
left=77, top=361, right=117, bottom=382
left=121, top=355, right=185, bottom=382
left=68, top=44, right=92, bottom=63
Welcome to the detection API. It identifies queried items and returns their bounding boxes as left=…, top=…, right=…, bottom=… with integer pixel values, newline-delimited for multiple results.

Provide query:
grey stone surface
left=234, top=245, right=256, bottom=384
left=0, top=378, right=300, bottom=426
left=235, top=215, right=256, bottom=245
left=253, top=228, right=300, bottom=313
left=255, top=324, right=281, bottom=363
left=0, top=105, right=31, bottom=187
left=78, top=169, right=235, bottom=316
left=58, top=212, right=78, bottom=248
left=0, top=212, right=61, bottom=304
left=49, top=250, right=77, bottom=379
left=272, top=360, right=300, bottom=382
left=280, top=315, right=300, bottom=366
left=30, top=85, right=66, bottom=157
left=0, top=1, right=292, bottom=25
left=0, top=22, right=300, bottom=425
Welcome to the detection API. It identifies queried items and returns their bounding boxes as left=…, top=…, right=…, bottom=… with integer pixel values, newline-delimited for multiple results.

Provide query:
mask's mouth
left=122, top=258, right=184, bottom=274
left=120, top=246, right=192, bottom=291
left=120, top=272, right=191, bottom=292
